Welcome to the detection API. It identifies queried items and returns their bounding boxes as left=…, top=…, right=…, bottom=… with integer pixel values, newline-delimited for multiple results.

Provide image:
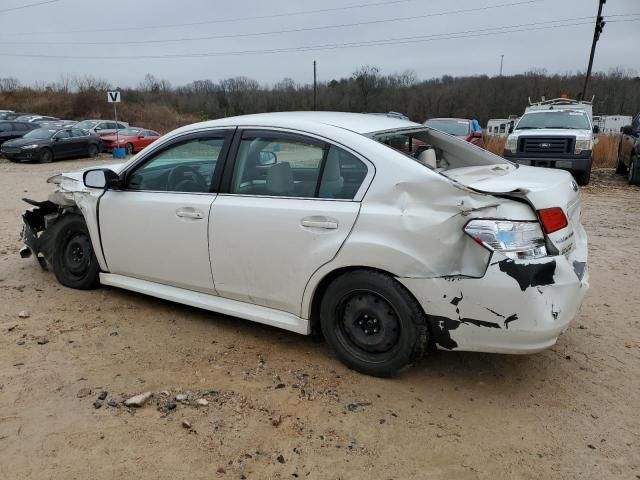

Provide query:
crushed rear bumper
left=399, top=240, right=588, bottom=353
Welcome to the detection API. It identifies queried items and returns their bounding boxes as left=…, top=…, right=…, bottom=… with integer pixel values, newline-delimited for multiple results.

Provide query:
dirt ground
left=0, top=157, right=638, bottom=480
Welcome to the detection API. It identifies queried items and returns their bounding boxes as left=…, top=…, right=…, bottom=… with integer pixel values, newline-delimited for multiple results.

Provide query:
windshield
left=424, top=119, right=470, bottom=136
left=74, top=120, right=99, bottom=130
left=117, top=128, right=142, bottom=136
left=24, top=128, right=55, bottom=140
left=516, top=111, right=590, bottom=130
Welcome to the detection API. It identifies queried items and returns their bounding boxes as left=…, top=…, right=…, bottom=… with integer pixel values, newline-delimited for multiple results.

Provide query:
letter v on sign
left=107, top=91, right=121, bottom=103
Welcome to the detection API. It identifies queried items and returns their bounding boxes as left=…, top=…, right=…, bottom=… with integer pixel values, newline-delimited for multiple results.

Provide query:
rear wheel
left=319, top=270, right=428, bottom=377
left=38, top=148, right=53, bottom=163
left=51, top=215, right=100, bottom=290
left=628, top=155, right=640, bottom=186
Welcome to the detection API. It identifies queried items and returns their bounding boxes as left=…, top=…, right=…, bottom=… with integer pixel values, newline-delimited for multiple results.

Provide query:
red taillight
left=537, top=207, right=568, bottom=234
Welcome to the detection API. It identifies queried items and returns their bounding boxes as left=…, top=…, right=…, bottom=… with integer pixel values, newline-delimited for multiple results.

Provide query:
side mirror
left=83, top=168, right=120, bottom=189
left=138, top=135, right=144, bottom=139
left=52, top=136, right=59, bottom=142
left=258, top=151, right=277, bottom=166
left=592, top=125, right=600, bottom=134
left=471, top=131, right=483, bottom=139
left=621, top=125, right=633, bottom=135
left=508, top=125, right=514, bottom=134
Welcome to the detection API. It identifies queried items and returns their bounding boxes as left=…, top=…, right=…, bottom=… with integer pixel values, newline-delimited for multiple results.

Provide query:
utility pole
left=581, top=0, right=606, bottom=100
left=499, top=54, right=504, bottom=76
left=313, top=60, right=317, bottom=111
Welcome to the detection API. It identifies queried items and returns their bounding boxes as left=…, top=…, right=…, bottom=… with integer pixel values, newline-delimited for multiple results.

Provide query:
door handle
left=301, top=216, right=338, bottom=229
left=176, top=207, right=204, bottom=219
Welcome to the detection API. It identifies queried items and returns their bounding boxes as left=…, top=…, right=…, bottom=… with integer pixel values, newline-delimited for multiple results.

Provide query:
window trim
left=219, top=127, right=373, bottom=202
left=119, top=128, right=235, bottom=194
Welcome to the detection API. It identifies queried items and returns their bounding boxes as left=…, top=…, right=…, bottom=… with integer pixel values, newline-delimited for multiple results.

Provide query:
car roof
left=181, top=111, right=422, bottom=135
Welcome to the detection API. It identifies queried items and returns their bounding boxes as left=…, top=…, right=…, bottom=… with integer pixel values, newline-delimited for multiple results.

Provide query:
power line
left=0, top=0, right=60, bottom=13
left=5, top=18, right=634, bottom=60
left=4, top=0, right=546, bottom=39
left=1, top=0, right=429, bottom=36
left=0, top=0, right=548, bottom=46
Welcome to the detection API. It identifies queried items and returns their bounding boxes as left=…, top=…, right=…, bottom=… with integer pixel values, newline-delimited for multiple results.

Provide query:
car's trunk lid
left=445, top=164, right=582, bottom=257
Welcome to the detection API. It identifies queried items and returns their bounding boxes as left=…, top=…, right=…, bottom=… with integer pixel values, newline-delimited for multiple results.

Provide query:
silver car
left=74, top=119, right=129, bottom=137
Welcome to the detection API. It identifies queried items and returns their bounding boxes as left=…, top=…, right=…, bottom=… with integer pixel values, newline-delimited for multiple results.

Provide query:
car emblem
left=539, top=142, right=551, bottom=148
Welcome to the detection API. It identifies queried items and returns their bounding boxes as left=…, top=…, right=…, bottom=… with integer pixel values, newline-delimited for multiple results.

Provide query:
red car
left=101, top=128, right=161, bottom=154
left=424, top=118, right=485, bottom=148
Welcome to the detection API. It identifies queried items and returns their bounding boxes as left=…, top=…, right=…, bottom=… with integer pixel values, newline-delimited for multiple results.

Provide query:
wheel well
left=308, top=266, right=430, bottom=337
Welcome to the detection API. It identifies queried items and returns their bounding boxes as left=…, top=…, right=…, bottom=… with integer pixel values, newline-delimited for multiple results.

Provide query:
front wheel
left=628, top=155, right=640, bottom=186
left=51, top=215, right=100, bottom=289
left=38, top=148, right=53, bottom=163
left=87, top=144, right=99, bottom=158
left=319, top=270, right=428, bottom=377
left=575, top=163, right=591, bottom=186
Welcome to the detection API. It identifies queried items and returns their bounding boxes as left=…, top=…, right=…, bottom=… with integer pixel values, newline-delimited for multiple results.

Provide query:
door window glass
left=230, top=135, right=325, bottom=197
left=54, top=129, right=71, bottom=139
left=127, top=136, right=225, bottom=193
left=70, top=129, right=86, bottom=137
left=318, top=146, right=367, bottom=199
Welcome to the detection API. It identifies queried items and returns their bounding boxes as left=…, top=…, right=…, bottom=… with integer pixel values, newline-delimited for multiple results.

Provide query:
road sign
left=107, top=91, right=121, bottom=103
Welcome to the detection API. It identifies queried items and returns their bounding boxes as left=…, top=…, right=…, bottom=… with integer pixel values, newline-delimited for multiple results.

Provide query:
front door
left=51, top=129, right=75, bottom=158
left=209, top=130, right=370, bottom=316
left=99, top=130, right=233, bottom=294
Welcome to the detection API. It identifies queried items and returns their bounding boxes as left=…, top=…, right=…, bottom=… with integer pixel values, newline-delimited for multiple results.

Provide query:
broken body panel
left=20, top=112, right=588, bottom=355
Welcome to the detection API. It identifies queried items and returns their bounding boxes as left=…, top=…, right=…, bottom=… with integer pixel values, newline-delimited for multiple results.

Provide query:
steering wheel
left=167, top=165, right=208, bottom=192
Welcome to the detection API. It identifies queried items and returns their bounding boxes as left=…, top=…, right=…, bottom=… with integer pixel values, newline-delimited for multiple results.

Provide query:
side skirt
left=99, top=273, right=310, bottom=335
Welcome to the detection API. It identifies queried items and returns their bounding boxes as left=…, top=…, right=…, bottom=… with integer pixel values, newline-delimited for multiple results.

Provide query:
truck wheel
left=51, top=215, right=100, bottom=290
left=628, top=155, right=640, bottom=186
left=575, top=164, right=591, bottom=186
left=319, top=270, right=428, bottom=377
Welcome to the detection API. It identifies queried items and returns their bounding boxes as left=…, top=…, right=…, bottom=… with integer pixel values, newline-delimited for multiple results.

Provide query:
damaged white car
left=20, top=112, right=588, bottom=377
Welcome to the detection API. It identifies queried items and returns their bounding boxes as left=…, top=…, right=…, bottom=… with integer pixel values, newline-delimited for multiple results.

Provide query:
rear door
left=209, top=129, right=371, bottom=316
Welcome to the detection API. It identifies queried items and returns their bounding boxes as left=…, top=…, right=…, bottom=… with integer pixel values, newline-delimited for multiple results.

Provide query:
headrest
left=266, top=162, right=293, bottom=195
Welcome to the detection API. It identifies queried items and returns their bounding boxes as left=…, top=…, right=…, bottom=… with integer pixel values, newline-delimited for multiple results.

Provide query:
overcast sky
left=0, top=0, right=637, bottom=88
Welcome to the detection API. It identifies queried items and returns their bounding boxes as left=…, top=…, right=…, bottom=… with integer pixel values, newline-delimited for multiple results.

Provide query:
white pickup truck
left=503, top=98, right=599, bottom=185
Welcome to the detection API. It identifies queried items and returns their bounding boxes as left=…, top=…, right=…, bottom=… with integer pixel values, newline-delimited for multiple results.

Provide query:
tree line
left=1, top=67, right=638, bottom=132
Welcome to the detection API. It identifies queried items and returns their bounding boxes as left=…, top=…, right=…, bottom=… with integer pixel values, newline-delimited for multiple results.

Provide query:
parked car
left=616, top=113, right=640, bottom=185
left=1, top=112, right=30, bottom=121
left=38, top=120, right=78, bottom=129
left=101, top=128, right=161, bottom=154
left=1, top=127, right=101, bottom=163
left=19, top=112, right=588, bottom=377
left=424, top=118, right=485, bottom=148
left=0, top=121, right=39, bottom=146
left=503, top=98, right=597, bottom=186
left=0, top=110, right=14, bottom=120
left=74, top=119, right=129, bottom=137
left=14, top=114, right=59, bottom=123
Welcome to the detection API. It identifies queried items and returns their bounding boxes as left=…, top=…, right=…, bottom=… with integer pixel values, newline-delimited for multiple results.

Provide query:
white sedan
left=20, top=112, right=588, bottom=377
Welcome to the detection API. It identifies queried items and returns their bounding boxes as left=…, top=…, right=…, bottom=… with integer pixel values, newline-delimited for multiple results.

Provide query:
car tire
left=628, top=155, right=640, bottom=186
left=38, top=148, right=53, bottom=163
left=319, top=270, right=428, bottom=377
left=575, top=163, right=591, bottom=186
left=615, top=153, right=628, bottom=175
left=51, top=214, right=100, bottom=290
left=125, top=143, right=134, bottom=155
left=87, top=144, right=99, bottom=158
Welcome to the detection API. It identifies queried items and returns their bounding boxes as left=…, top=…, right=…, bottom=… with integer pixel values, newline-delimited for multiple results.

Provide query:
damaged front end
left=20, top=170, right=107, bottom=272
left=20, top=198, right=68, bottom=270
